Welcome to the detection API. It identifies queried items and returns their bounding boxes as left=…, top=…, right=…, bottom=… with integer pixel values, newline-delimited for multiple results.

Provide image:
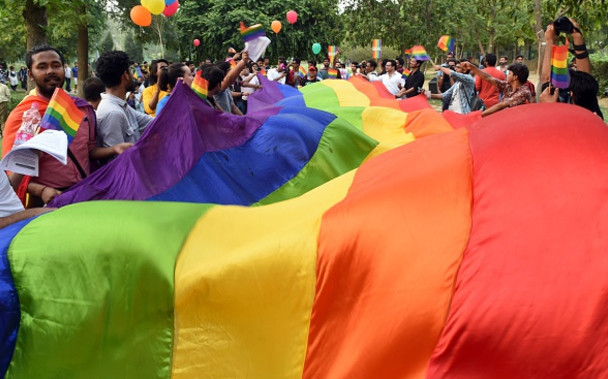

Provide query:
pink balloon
left=286, top=10, right=298, bottom=24
left=193, top=39, right=200, bottom=47
left=162, top=0, right=179, bottom=16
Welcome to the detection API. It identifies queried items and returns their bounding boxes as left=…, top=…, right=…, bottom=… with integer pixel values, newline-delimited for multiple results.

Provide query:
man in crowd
left=142, top=58, right=169, bottom=116
left=267, top=57, right=287, bottom=84
left=462, top=61, right=532, bottom=117
left=2, top=45, right=131, bottom=206
left=437, top=58, right=456, bottom=110
left=82, top=77, right=105, bottom=110
left=361, top=59, right=378, bottom=81
left=72, top=62, right=79, bottom=92
left=398, top=58, right=425, bottom=98
left=0, top=80, right=9, bottom=137
left=427, top=60, right=476, bottom=114
left=302, top=66, right=322, bottom=86
left=372, top=59, right=404, bottom=98
left=475, top=53, right=505, bottom=109
left=64, top=63, right=72, bottom=92
left=95, top=50, right=153, bottom=158
left=498, top=56, right=509, bottom=77
left=287, top=58, right=303, bottom=87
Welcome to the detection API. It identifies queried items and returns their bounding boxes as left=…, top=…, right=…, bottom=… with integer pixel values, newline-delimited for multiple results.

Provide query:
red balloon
left=193, top=39, right=200, bottom=47
left=162, top=0, right=179, bottom=16
left=286, top=10, right=298, bottom=24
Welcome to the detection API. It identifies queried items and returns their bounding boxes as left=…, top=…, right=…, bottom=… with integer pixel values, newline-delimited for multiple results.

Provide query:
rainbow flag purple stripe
left=240, top=23, right=266, bottom=42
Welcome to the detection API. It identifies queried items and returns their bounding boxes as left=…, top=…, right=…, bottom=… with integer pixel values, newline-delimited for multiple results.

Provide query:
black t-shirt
left=405, top=70, right=425, bottom=98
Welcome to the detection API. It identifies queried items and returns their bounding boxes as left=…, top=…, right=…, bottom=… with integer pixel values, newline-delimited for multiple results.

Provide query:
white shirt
left=64, top=67, right=72, bottom=79
left=0, top=172, right=25, bottom=217
left=267, top=68, right=286, bottom=84
left=242, top=74, right=259, bottom=95
left=378, top=71, right=404, bottom=96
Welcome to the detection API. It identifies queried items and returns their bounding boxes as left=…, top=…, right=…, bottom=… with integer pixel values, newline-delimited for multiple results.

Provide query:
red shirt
left=475, top=66, right=505, bottom=108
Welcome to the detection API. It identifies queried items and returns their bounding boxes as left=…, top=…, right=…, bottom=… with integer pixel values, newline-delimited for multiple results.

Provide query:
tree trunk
left=23, top=0, right=48, bottom=91
left=533, top=0, right=544, bottom=90
left=77, top=3, right=89, bottom=98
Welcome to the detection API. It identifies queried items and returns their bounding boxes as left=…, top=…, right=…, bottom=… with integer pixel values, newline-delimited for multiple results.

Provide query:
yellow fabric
left=362, top=106, right=415, bottom=157
left=321, top=80, right=371, bottom=107
left=142, top=84, right=169, bottom=117
left=172, top=170, right=357, bottom=378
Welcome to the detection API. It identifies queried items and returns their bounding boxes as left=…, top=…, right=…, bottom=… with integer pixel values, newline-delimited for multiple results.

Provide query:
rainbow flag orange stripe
left=240, top=23, right=265, bottom=42
left=372, top=39, right=382, bottom=59
left=437, top=35, right=455, bottom=53
left=191, top=71, right=208, bottom=100
left=410, top=45, right=430, bottom=61
left=328, top=68, right=338, bottom=79
left=40, top=88, right=84, bottom=144
left=402, top=69, right=411, bottom=79
left=551, top=41, right=570, bottom=89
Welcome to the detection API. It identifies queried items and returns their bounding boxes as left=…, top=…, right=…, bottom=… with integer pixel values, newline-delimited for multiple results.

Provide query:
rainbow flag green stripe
left=45, top=108, right=78, bottom=137
left=241, top=24, right=265, bottom=42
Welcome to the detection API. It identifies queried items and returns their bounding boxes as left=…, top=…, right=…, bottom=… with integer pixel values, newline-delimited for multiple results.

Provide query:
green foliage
left=591, top=56, right=608, bottom=97
left=124, top=31, right=144, bottom=63
left=100, top=32, right=115, bottom=53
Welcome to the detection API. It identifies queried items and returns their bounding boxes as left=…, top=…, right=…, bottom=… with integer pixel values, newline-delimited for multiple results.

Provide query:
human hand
left=461, top=62, right=472, bottom=71
left=540, top=84, right=559, bottom=103
left=41, top=186, right=61, bottom=204
left=545, top=24, right=557, bottom=44
left=113, top=142, right=134, bottom=155
left=433, top=65, right=440, bottom=71
left=241, top=51, right=250, bottom=62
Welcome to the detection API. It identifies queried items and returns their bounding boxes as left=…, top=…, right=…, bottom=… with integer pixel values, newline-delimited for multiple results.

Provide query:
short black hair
left=516, top=55, right=524, bottom=60
left=215, top=61, right=231, bottom=74
left=367, top=59, right=377, bottom=69
left=507, top=63, right=529, bottom=84
left=396, top=57, right=404, bottom=66
left=485, top=53, right=497, bottom=67
left=149, top=59, right=169, bottom=85
left=158, top=63, right=186, bottom=92
left=26, top=45, right=65, bottom=71
left=570, top=70, right=603, bottom=119
left=292, top=58, right=301, bottom=65
left=386, top=59, right=396, bottom=68
left=96, top=50, right=130, bottom=88
left=202, top=64, right=225, bottom=93
left=82, top=77, right=105, bottom=102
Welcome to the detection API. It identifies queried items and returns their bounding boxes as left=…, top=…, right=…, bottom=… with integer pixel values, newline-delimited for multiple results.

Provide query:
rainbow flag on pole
left=40, top=88, right=84, bottom=145
left=298, top=65, right=307, bottom=78
left=372, top=39, right=382, bottom=59
left=551, top=40, right=570, bottom=89
left=437, top=35, right=455, bottom=53
left=191, top=71, right=209, bottom=100
left=328, top=45, right=338, bottom=65
left=410, top=45, right=431, bottom=61
left=401, top=69, right=411, bottom=80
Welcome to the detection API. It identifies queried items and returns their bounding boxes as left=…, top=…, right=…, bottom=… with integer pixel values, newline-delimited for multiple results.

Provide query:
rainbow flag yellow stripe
left=40, top=88, right=84, bottom=143
left=191, top=71, right=208, bottom=99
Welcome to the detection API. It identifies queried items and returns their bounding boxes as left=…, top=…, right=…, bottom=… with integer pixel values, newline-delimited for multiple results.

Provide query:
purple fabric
left=50, top=82, right=281, bottom=207
left=247, top=74, right=291, bottom=113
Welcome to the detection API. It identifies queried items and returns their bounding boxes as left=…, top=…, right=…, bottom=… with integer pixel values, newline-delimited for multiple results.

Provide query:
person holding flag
left=2, top=45, right=131, bottom=206
left=397, top=57, right=425, bottom=98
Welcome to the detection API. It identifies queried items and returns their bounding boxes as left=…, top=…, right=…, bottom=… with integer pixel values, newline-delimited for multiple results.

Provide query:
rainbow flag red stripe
left=240, top=23, right=266, bottom=42
left=40, top=88, right=84, bottom=144
left=437, top=35, right=455, bottom=53
left=372, top=39, right=382, bottom=59
left=298, top=65, right=307, bottom=78
left=328, top=68, right=338, bottom=79
left=410, top=45, right=430, bottom=61
left=191, top=71, right=208, bottom=100
left=402, top=69, right=411, bottom=79
left=551, top=41, right=570, bottom=89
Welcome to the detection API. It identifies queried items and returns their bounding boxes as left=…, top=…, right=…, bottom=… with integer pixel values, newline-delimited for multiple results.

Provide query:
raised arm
left=461, top=62, right=499, bottom=89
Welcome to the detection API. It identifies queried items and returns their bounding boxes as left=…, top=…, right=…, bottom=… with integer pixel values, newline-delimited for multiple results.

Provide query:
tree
left=100, top=32, right=115, bottom=54
left=124, top=31, right=144, bottom=63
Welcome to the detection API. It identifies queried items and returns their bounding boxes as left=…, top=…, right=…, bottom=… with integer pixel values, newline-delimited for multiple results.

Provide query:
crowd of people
left=0, top=17, right=604, bottom=228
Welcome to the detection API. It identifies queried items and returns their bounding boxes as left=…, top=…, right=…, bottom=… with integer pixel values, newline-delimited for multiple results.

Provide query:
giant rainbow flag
left=2, top=75, right=608, bottom=377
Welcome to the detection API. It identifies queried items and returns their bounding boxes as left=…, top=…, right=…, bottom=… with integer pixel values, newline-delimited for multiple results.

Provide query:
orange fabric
left=404, top=108, right=454, bottom=138
left=2, top=94, right=48, bottom=157
left=303, top=128, right=473, bottom=378
left=348, top=77, right=401, bottom=110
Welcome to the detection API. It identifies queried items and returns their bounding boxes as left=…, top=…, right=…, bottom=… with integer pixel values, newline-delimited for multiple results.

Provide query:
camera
left=553, top=16, right=575, bottom=34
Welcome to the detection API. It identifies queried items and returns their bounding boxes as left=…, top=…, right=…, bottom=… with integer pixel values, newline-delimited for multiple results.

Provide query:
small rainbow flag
left=40, top=88, right=84, bottom=145
left=404, top=48, right=412, bottom=55
left=437, top=35, right=455, bottom=53
left=240, top=22, right=265, bottom=43
left=410, top=45, right=430, bottom=61
left=551, top=40, right=570, bottom=89
left=328, top=68, right=338, bottom=79
left=191, top=71, right=208, bottom=100
left=372, top=39, right=382, bottom=59
left=401, top=69, right=411, bottom=79
left=226, top=58, right=237, bottom=68
left=228, top=47, right=237, bottom=54
left=133, top=66, right=143, bottom=80
left=328, top=45, right=338, bottom=65
left=298, top=65, right=307, bottom=78
left=258, top=68, right=267, bottom=77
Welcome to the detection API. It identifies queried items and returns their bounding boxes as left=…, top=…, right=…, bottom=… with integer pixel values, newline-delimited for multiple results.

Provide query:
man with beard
left=95, top=50, right=153, bottom=159
left=2, top=45, right=128, bottom=206
left=397, top=58, right=425, bottom=98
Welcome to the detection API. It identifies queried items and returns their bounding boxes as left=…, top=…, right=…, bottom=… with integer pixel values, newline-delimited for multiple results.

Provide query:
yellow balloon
left=141, top=0, right=165, bottom=15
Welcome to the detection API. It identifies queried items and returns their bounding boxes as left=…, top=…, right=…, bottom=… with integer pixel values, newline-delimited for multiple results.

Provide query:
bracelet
left=575, top=51, right=589, bottom=59
left=573, top=42, right=587, bottom=50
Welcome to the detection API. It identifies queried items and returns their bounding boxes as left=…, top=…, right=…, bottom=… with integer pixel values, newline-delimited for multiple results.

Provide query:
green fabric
left=256, top=117, right=378, bottom=205
left=301, top=83, right=340, bottom=109
left=322, top=107, right=365, bottom=131
left=6, top=201, right=212, bottom=379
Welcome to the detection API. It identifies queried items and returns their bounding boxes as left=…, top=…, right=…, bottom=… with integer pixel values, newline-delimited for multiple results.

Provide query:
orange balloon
left=130, top=5, right=152, bottom=27
left=271, top=20, right=282, bottom=34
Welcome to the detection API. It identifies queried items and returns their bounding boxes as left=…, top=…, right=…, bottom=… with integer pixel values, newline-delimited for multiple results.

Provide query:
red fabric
left=475, top=66, right=505, bottom=108
left=428, top=103, right=608, bottom=377
left=441, top=110, right=483, bottom=129
left=398, top=93, right=432, bottom=112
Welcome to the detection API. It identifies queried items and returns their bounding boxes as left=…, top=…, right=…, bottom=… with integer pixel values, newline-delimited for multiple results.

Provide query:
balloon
left=312, top=43, right=321, bottom=55
left=193, top=39, right=200, bottom=47
left=142, top=0, right=165, bottom=15
left=286, top=10, right=298, bottom=24
left=165, top=0, right=177, bottom=5
left=130, top=5, right=152, bottom=27
left=162, top=0, right=179, bottom=16
left=271, top=20, right=282, bottom=34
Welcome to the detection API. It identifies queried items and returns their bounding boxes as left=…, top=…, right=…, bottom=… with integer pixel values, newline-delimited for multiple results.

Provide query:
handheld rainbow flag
left=327, top=68, right=338, bottom=79
left=298, top=65, right=307, bottom=78
left=133, top=66, right=144, bottom=80
left=240, top=22, right=265, bottom=42
left=191, top=71, right=209, bottom=100
left=551, top=39, right=570, bottom=89
left=372, top=39, right=382, bottom=59
left=239, top=22, right=271, bottom=62
left=328, top=45, right=338, bottom=65
left=228, top=47, right=237, bottom=54
left=437, top=35, right=455, bottom=53
left=410, top=45, right=431, bottom=61
left=402, top=69, right=411, bottom=80
left=226, top=58, right=237, bottom=68
left=404, top=48, right=412, bottom=55
left=39, top=88, right=84, bottom=145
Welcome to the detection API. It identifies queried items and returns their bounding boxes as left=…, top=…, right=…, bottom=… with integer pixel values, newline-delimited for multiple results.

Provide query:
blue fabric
left=156, top=94, right=170, bottom=116
left=149, top=106, right=336, bottom=205
left=277, top=83, right=302, bottom=99
left=275, top=95, right=306, bottom=108
left=0, top=218, right=36, bottom=377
